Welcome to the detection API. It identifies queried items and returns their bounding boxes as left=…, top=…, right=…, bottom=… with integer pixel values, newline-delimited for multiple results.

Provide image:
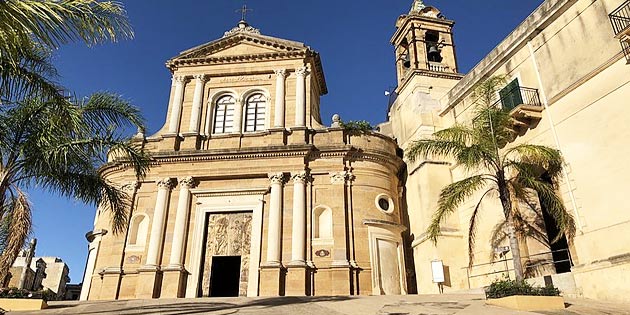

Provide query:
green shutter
left=499, top=79, right=523, bottom=111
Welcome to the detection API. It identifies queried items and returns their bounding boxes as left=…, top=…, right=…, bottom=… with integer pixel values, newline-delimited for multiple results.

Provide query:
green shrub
left=339, top=120, right=373, bottom=135
left=485, top=279, right=560, bottom=299
left=0, top=287, right=57, bottom=301
left=0, top=287, right=30, bottom=299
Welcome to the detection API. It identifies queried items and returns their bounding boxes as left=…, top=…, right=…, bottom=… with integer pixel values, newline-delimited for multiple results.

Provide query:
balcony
left=610, top=0, right=630, bottom=39
left=492, top=86, right=544, bottom=132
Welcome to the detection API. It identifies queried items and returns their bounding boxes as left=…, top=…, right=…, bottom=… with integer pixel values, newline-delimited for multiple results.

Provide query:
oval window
left=375, top=194, right=394, bottom=214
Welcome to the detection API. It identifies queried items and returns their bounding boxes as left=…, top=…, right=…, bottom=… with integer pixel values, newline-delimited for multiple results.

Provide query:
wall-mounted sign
left=315, top=249, right=330, bottom=257
left=431, top=260, right=445, bottom=283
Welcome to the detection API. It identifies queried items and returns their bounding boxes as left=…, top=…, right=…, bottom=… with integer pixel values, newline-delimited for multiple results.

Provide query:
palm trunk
left=497, top=170, right=525, bottom=281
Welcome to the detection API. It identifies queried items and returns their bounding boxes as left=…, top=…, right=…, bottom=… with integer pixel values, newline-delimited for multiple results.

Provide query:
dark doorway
left=539, top=174, right=572, bottom=274
left=209, top=256, right=242, bottom=297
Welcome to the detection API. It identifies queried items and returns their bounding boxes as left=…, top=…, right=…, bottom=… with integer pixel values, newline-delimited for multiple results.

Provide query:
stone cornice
left=166, top=33, right=328, bottom=95
left=190, top=187, right=269, bottom=198
left=100, top=143, right=403, bottom=177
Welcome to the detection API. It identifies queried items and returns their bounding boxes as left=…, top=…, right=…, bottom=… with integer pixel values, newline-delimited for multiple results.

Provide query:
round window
left=375, top=194, right=394, bottom=214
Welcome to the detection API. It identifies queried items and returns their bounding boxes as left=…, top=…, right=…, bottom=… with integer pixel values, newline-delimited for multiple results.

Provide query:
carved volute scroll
left=268, top=172, right=286, bottom=185
left=157, top=178, right=175, bottom=190
left=179, top=176, right=197, bottom=190
left=291, top=171, right=309, bottom=184
left=330, top=171, right=355, bottom=185
left=295, top=67, right=309, bottom=77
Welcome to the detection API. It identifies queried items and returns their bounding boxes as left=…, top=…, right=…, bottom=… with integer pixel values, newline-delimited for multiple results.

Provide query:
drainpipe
left=527, top=41, right=583, bottom=232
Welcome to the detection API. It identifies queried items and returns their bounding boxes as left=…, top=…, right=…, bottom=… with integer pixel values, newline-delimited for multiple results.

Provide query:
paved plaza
left=6, top=294, right=630, bottom=315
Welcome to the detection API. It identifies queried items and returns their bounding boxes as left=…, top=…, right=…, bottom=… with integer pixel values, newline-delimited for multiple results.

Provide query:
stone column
left=294, top=67, right=308, bottom=127
left=328, top=170, right=354, bottom=295
left=79, top=229, right=107, bottom=301
left=260, top=172, right=286, bottom=296
left=286, top=171, right=308, bottom=296
left=189, top=75, right=207, bottom=134
left=168, top=76, right=188, bottom=134
left=145, top=178, right=174, bottom=267
left=290, top=172, right=307, bottom=265
left=168, top=177, right=196, bottom=267
left=273, top=69, right=286, bottom=128
left=265, top=173, right=285, bottom=265
left=233, top=96, right=244, bottom=134
left=137, top=178, right=174, bottom=299
left=162, top=177, right=196, bottom=298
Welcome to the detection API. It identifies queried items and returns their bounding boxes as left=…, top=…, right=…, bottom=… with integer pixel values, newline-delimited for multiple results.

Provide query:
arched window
left=314, top=207, right=333, bottom=239
left=244, top=93, right=266, bottom=132
left=213, top=95, right=236, bottom=134
left=128, top=214, right=149, bottom=247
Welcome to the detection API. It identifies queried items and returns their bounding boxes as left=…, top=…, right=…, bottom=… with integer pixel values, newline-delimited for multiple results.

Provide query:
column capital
left=274, top=69, right=287, bottom=77
left=295, top=67, right=309, bottom=77
left=330, top=171, right=355, bottom=185
left=291, top=171, right=309, bottom=184
left=179, top=176, right=197, bottom=189
left=268, top=172, right=287, bottom=185
left=156, top=178, right=175, bottom=190
left=193, top=74, right=208, bottom=82
left=172, top=75, right=189, bottom=84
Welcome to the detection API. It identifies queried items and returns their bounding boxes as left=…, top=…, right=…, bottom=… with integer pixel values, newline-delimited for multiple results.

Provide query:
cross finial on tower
left=236, top=4, right=253, bottom=22
left=410, top=0, right=427, bottom=13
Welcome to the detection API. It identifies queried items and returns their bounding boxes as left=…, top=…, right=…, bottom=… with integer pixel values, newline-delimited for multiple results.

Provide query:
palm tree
left=405, top=76, right=576, bottom=281
left=0, top=0, right=133, bottom=104
left=0, top=1, right=145, bottom=282
left=0, top=93, right=150, bottom=282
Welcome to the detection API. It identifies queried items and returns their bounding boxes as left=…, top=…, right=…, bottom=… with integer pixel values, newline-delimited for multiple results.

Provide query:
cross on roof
left=236, top=4, right=253, bottom=21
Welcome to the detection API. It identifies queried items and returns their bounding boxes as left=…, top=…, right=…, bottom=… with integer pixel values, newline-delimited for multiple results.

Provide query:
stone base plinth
left=288, top=127, right=308, bottom=145
left=136, top=268, right=161, bottom=299
left=160, top=134, right=181, bottom=151
left=160, top=268, right=188, bottom=298
left=330, top=267, right=352, bottom=295
left=180, top=133, right=202, bottom=150
left=99, top=271, right=122, bottom=300
left=285, top=264, right=309, bottom=296
left=259, top=265, right=284, bottom=296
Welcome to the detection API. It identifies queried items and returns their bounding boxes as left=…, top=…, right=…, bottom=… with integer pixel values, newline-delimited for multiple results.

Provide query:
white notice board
left=431, top=260, right=445, bottom=283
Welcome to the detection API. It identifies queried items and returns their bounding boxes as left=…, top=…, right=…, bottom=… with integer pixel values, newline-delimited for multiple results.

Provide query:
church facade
left=81, top=0, right=630, bottom=302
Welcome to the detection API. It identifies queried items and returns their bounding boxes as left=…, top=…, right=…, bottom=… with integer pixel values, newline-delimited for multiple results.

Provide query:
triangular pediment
left=169, top=32, right=308, bottom=62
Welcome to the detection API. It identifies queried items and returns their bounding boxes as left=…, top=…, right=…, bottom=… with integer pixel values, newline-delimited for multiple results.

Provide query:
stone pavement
left=6, top=294, right=630, bottom=315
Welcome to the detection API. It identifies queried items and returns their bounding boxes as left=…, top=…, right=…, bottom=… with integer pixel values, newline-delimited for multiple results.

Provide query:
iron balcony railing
left=623, top=38, right=630, bottom=63
left=492, top=86, right=542, bottom=111
left=610, top=0, right=630, bottom=36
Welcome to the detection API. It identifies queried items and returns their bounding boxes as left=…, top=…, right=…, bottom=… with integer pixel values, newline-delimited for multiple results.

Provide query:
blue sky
left=28, top=0, right=544, bottom=282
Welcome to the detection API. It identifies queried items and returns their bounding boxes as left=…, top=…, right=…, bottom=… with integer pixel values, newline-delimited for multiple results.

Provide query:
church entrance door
left=200, top=212, right=253, bottom=297
left=209, top=255, right=242, bottom=297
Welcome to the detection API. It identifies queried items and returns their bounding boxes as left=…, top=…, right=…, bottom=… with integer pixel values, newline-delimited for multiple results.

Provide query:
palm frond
left=515, top=171, right=576, bottom=242
left=405, top=139, right=465, bottom=163
left=0, top=0, right=133, bottom=53
left=427, top=175, right=491, bottom=243
left=0, top=189, right=32, bottom=281
left=504, top=144, right=564, bottom=182
left=468, top=188, right=496, bottom=268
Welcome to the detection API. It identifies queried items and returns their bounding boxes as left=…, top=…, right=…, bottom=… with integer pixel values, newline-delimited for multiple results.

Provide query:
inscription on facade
left=217, top=75, right=272, bottom=83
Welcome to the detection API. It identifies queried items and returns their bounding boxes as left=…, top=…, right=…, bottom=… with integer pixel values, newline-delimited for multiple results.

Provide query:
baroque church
left=81, top=0, right=630, bottom=303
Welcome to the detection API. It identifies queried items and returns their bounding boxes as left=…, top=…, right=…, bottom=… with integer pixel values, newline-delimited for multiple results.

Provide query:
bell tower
left=391, top=0, right=459, bottom=86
